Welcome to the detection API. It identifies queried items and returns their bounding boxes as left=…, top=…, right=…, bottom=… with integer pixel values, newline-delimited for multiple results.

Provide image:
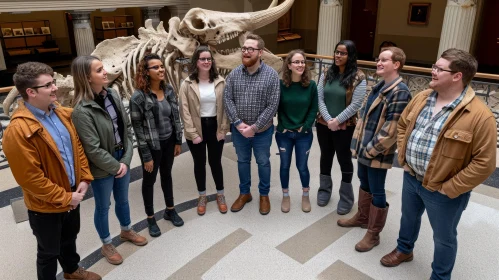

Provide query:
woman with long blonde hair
left=71, top=55, right=147, bottom=266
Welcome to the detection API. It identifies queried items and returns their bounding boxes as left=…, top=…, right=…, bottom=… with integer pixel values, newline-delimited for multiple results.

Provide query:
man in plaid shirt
left=223, top=34, right=280, bottom=215
left=381, top=49, right=496, bottom=280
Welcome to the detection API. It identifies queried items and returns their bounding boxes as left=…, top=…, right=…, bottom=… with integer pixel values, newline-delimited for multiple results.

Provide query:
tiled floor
left=1, top=130, right=498, bottom=280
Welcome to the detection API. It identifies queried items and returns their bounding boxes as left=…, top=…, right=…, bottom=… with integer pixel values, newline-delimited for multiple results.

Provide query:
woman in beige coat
left=179, top=45, right=230, bottom=216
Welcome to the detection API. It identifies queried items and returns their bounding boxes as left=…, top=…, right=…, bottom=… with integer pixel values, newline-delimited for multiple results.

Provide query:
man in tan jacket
left=3, top=62, right=100, bottom=280
left=380, top=49, right=496, bottom=280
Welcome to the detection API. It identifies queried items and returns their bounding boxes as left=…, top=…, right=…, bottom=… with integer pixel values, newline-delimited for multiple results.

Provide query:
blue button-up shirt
left=25, top=102, right=75, bottom=187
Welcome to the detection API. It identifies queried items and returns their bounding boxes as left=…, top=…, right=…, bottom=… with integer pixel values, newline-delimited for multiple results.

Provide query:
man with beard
left=3, top=62, right=101, bottom=279
left=223, top=33, right=280, bottom=215
left=381, top=49, right=496, bottom=280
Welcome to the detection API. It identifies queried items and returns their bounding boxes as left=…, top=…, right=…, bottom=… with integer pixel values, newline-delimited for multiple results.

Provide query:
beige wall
left=375, top=0, right=447, bottom=64
left=289, top=0, right=319, bottom=53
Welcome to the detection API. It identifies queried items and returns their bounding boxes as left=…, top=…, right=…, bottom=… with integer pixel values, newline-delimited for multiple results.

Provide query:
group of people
left=3, top=32, right=496, bottom=280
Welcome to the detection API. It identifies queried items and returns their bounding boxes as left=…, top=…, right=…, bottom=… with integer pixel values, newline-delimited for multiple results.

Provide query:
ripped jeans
left=275, top=129, right=313, bottom=189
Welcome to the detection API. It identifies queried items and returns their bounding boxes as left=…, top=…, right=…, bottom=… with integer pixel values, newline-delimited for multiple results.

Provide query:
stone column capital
left=448, top=0, right=477, bottom=8
left=141, top=6, right=163, bottom=14
left=321, top=0, right=343, bottom=7
left=70, top=10, right=94, bottom=29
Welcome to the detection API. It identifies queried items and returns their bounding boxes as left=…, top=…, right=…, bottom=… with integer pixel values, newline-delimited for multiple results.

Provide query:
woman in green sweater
left=276, top=50, right=318, bottom=213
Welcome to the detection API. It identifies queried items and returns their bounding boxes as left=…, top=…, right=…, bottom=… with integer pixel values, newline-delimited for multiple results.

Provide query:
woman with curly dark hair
left=316, top=40, right=367, bottom=215
left=276, top=50, right=318, bottom=213
left=130, top=53, right=184, bottom=237
left=179, top=45, right=229, bottom=216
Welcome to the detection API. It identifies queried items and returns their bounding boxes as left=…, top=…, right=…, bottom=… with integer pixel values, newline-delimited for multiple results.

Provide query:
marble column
left=141, top=6, right=162, bottom=29
left=168, top=4, right=190, bottom=20
left=0, top=44, right=6, bottom=71
left=437, top=0, right=477, bottom=58
left=316, top=0, right=343, bottom=59
left=71, top=10, right=95, bottom=56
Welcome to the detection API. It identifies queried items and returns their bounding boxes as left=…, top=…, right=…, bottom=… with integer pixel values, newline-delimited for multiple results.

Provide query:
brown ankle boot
left=197, top=195, right=207, bottom=215
left=337, top=188, right=372, bottom=228
left=63, top=266, right=102, bottom=279
left=355, top=203, right=389, bottom=252
left=101, top=244, right=123, bottom=265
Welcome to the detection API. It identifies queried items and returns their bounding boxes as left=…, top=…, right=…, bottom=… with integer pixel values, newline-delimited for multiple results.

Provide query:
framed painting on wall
left=1, top=28, right=13, bottom=37
left=24, top=28, right=34, bottom=36
left=408, top=3, right=431, bottom=25
left=41, top=27, right=51, bottom=34
left=13, top=28, right=24, bottom=36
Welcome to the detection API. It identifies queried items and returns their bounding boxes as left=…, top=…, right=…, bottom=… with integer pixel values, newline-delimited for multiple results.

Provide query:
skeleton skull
left=180, top=0, right=294, bottom=45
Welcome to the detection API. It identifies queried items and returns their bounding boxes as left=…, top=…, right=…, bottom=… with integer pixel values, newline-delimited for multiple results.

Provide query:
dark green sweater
left=277, top=80, right=318, bottom=132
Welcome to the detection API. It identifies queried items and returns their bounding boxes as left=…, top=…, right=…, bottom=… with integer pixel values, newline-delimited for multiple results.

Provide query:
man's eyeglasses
left=432, top=64, right=456, bottom=74
left=147, top=65, right=165, bottom=70
left=334, top=50, right=348, bottom=57
left=375, top=58, right=393, bottom=63
left=31, top=80, right=57, bottom=90
left=291, top=60, right=306, bottom=65
left=198, top=57, right=213, bottom=62
left=241, top=47, right=261, bottom=53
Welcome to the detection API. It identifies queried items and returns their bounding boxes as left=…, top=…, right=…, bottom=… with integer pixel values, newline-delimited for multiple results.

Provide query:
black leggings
left=141, top=136, right=175, bottom=216
left=316, top=123, right=355, bottom=183
left=186, top=117, right=225, bottom=193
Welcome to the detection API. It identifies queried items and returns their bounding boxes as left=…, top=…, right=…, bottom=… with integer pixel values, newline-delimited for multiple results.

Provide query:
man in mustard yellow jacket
left=381, top=49, right=496, bottom=280
left=3, top=62, right=100, bottom=280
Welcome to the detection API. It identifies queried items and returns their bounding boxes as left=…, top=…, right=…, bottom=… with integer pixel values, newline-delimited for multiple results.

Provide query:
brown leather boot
left=101, top=244, right=123, bottom=265
left=230, top=193, right=253, bottom=212
left=355, top=203, right=389, bottom=252
left=259, top=195, right=271, bottom=215
left=380, top=249, right=414, bottom=267
left=197, top=195, right=207, bottom=215
left=216, top=194, right=228, bottom=214
left=63, top=266, right=102, bottom=280
left=120, top=229, right=148, bottom=246
left=337, top=188, right=372, bottom=228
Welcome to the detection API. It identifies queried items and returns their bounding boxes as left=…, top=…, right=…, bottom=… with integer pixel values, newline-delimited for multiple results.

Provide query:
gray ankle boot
left=337, top=181, right=354, bottom=215
left=317, top=174, right=333, bottom=206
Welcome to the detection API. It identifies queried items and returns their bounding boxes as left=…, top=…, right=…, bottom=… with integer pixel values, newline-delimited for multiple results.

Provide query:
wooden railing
left=276, top=53, right=499, bottom=81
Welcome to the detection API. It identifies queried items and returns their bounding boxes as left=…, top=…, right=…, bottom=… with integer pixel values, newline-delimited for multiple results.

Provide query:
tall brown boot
left=337, top=188, right=372, bottom=228
left=355, top=203, right=389, bottom=252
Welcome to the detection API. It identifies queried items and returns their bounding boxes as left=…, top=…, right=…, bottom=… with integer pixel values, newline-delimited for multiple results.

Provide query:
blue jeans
left=357, top=162, right=388, bottom=208
left=397, top=172, right=470, bottom=280
left=231, top=125, right=273, bottom=195
left=91, top=149, right=132, bottom=244
left=275, top=129, right=313, bottom=189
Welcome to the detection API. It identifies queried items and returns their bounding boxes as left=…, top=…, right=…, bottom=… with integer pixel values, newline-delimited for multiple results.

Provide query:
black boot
left=164, top=208, right=184, bottom=227
left=147, top=217, right=161, bottom=237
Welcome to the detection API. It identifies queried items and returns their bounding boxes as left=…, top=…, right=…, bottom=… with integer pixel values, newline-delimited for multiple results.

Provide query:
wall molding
left=0, top=0, right=187, bottom=12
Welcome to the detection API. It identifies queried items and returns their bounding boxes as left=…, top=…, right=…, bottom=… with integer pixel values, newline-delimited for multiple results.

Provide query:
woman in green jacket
left=71, top=56, right=147, bottom=266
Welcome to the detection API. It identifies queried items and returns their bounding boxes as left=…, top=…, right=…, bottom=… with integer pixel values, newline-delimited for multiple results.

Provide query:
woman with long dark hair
left=72, top=56, right=148, bottom=265
left=277, top=49, right=318, bottom=213
left=179, top=45, right=229, bottom=216
left=316, top=40, right=367, bottom=215
left=130, top=53, right=184, bottom=238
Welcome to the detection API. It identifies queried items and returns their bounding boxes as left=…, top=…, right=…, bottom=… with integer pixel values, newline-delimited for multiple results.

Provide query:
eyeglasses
left=375, top=58, right=393, bottom=63
left=334, top=50, right=348, bottom=57
left=198, top=57, right=213, bottom=62
left=431, top=64, right=456, bottom=74
left=31, top=80, right=57, bottom=90
left=291, top=60, right=306, bottom=65
left=147, top=65, right=165, bottom=70
left=241, top=47, right=261, bottom=53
